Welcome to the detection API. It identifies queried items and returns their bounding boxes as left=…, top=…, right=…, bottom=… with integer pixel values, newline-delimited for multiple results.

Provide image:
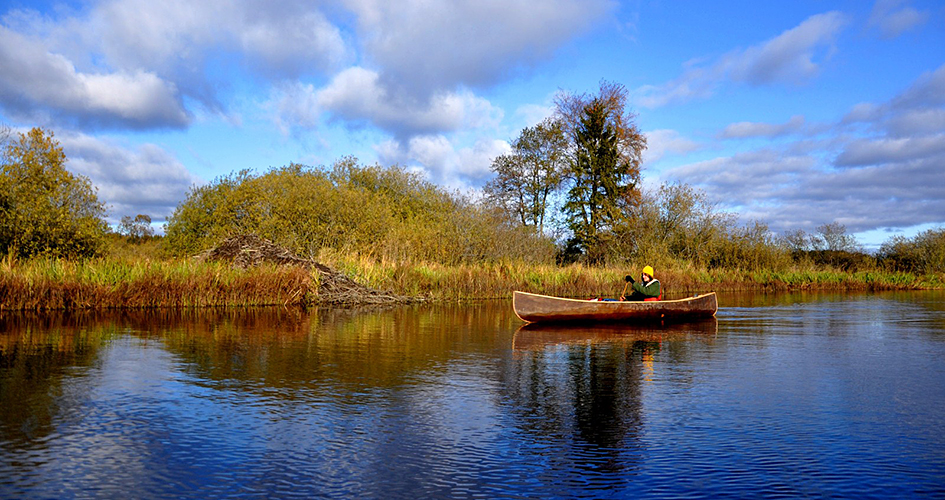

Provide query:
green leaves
left=563, top=98, right=637, bottom=263
left=164, top=160, right=555, bottom=265
left=0, top=128, right=108, bottom=259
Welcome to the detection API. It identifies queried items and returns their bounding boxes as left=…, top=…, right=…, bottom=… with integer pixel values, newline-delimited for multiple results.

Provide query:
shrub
left=165, top=159, right=556, bottom=265
left=0, top=128, right=108, bottom=259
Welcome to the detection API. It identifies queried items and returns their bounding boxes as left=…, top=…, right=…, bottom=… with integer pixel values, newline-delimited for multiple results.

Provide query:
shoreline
left=1, top=257, right=939, bottom=311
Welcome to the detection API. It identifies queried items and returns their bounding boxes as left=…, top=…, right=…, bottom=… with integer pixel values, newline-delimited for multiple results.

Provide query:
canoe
left=512, top=290, right=718, bottom=324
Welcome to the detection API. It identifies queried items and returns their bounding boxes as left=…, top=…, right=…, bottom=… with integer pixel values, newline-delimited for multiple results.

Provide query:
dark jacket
left=627, top=278, right=661, bottom=301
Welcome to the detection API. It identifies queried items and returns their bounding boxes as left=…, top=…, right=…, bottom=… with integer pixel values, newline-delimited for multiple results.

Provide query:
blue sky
left=1, top=0, right=943, bottom=248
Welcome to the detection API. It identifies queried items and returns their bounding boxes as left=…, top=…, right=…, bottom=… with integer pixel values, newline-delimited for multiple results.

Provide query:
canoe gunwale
left=512, top=290, right=718, bottom=324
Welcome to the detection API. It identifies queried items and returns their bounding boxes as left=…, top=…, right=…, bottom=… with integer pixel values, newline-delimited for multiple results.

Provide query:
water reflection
left=512, top=318, right=718, bottom=350
left=2, top=293, right=944, bottom=498
left=504, top=319, right=718, bottom=479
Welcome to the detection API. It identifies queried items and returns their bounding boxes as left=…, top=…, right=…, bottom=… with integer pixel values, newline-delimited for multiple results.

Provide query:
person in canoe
left=620, top=265, right=662, bottom=301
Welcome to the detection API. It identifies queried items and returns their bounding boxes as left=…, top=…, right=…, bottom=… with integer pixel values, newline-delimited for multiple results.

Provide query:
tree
left=0, top=127, right=108, bottom=259
left=0, top=124, right=12, bottom=161
left=483, top=118, right=568, bottom=233
left=561, top=99, right=638, bottom=263
left=781, top=229, right=810, bottom=255
left=119, top=214, right=155, bottom=242
left=878, top=228, right=945, bottom=274
left=554, top=80, right=646, bottom=191
left=553, top=80, right=646, bottom=263
left=812, top=222, right=860, bottom=253
left=165, top=159, right=556, bottom=264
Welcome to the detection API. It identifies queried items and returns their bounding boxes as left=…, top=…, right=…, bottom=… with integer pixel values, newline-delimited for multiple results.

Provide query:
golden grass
left=0, top=253, right=938, bottom=311
left=0, top=256, right=316, bottom=311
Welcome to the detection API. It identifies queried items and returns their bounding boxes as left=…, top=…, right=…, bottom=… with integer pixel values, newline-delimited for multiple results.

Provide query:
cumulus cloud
left=835, top=134, right=945, bottom=166
left=642, top=129, right=701, bottom=164
left=666, top=145, right=945, bottom=234
left=2, top=0, right=608, bottom=150
left=59, top=132, right=202, bottom=222
left=635, top=11, right=847, bottom=108
left=376, top=135, right=510, bottom=188
left=868, top=0, right=929, bottom=39
left=662, top=65, right=945, bottom=235
left=268, top=67, right=505, bottom=139
left=843, top=64, right=945, bottom=135
left=0, top=25, right=190, bottom=129
left=345, top=0, right=613, bottom=97
left=88, top=0, right=348, bottom=78
left=0, top=0, right=348, bottom=127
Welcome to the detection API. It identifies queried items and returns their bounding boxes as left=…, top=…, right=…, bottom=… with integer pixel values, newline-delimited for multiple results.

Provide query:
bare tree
left=119, top=214, right=155, bottom=242
left=483, top=118, right=568, bottom=233
left=813, top=222, right=860, bottom=252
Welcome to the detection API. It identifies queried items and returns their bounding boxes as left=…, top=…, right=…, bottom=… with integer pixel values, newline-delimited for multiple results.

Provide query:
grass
left=0, top=250, right=939, bottom=311
left=0, top=255, right=317, bottom=310
left=318, top=253, right=934, bottom=301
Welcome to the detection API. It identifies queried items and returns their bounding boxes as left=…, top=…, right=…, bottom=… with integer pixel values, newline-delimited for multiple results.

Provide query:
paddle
left=620, top=274, right=634, bottom=300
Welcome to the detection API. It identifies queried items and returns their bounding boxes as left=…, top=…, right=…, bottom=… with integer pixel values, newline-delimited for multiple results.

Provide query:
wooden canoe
left=512, top=290, right=718, bottom=323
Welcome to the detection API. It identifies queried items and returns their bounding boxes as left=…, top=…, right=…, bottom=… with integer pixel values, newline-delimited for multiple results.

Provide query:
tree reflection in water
left=506, top=320, right=717, bottom=476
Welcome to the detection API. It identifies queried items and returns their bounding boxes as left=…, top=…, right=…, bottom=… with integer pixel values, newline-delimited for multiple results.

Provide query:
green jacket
left=630, top=278, right=661, bottom=300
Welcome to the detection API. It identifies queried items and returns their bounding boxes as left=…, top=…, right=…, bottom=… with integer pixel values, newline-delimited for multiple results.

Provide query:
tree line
left=2, top=79, right=944, bottom=278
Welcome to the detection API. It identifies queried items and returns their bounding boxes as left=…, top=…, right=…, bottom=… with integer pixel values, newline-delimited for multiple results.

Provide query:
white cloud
left=514, top=103, right=557, bottom=129
left=305, top=67, right=504, bottom=137
left=891, top=64, right=945, bottom=109
left=725, top=12, right=847, bottom=85
left=663, top=65, right=945, bottom=235
left=344, top=0, right=613, bottom=96
left=836, top=134, right=945, bottom=166
left=376, top=134, right=510, bottom=188
left=868, top=0, right=929, bottom=39
left=634, top=11, right=847, bottom=108
left=88, top=0, right=348, bottom=77
left=0, top=25, right=190, bottom=128
left=59, top=132, right=201, bottom=222
left=664, top=145, right=945, bottom=234
left=0, top=0, right=349, bottom=127
left=266, top=82, right=321, bottom=135
left=842, top=64, right=945, bottom=137
left=720, top=115, right=806, bottom=139
left=642, top=129, right=701, bottom=164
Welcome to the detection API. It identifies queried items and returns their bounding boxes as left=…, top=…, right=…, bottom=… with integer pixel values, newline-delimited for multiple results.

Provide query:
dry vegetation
left=2, top=129, right=943, bottom=311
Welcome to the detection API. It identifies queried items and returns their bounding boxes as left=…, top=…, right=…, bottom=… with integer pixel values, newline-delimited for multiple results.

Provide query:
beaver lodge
left=198, top=234, right=417, bottom=306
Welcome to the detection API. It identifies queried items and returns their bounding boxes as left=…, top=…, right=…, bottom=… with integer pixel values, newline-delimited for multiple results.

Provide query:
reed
left=0, top=256, right=317, bottom=311
left=0, top=253, right=938, bottom=311
left=320, top=253, right=934, bottom=300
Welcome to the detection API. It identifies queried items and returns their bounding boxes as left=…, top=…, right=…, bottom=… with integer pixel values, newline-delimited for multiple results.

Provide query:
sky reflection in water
left=1, top=291, right=944, bottom=498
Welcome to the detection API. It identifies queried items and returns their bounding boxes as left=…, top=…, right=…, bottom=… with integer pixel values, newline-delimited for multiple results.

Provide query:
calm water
left=1, top=292, right=944, bottom=499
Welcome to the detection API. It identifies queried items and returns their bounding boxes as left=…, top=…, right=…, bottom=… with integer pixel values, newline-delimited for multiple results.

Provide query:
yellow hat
left=642, top=265, right=654, bottom=277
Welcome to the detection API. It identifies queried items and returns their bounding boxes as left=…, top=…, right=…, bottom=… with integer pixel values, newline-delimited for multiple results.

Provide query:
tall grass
left=1, top=251, right=938, bottom=311
left=319, top=252, right=935, bottom=300
left=0, top=256, right=316, bottom=311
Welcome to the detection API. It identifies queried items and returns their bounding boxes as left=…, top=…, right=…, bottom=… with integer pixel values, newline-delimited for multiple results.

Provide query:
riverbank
left=1, top=253, right=940, bottom=311
left=325, top=256, right=940, bottom=299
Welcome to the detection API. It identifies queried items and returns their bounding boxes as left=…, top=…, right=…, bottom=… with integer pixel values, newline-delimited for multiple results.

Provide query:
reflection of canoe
left=513, top=291, right=718, bottom=324
left=512, top=317, right=718, bottom=350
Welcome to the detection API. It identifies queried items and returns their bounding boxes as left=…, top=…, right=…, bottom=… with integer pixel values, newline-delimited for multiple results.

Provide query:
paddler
left=620, top=265, right=662, bottom=301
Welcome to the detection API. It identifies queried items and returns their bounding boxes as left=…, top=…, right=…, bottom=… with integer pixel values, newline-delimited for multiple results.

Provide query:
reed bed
left=0, top=254, right=937, bottom=311
left=0, top=257, right=316, bottom=311
left=321, top=254, right=933, bottom=301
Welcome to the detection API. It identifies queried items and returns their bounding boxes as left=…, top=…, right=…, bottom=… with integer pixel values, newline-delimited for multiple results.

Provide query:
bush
left=879, top=228, right=945, bottom=274
left=612, top=183, right=790, bottom=271
left=0, top=128, right=108, bottom=259
left=165, top=159, right=556, bottom=265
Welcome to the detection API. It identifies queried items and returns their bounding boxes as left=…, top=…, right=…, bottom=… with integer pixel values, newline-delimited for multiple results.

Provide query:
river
left=2, top=291, right=944, bottom=498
